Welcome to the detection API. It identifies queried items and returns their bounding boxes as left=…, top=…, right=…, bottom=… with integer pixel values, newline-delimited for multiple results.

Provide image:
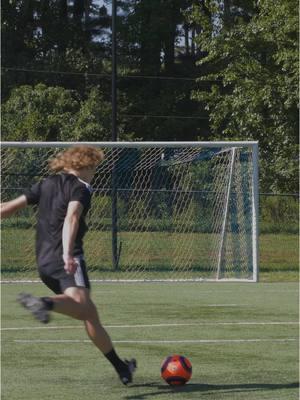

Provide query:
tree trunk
left=184, top=24, right=190, bottom=56
left=223, top=0, right=231, bottom=30
left=191, top=28, right=195, bottom=56
left=139, top=1, right=161, bottom=75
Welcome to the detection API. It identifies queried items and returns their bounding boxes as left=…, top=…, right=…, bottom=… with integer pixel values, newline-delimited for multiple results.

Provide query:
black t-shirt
left=24, top=173, right=92, bottom=267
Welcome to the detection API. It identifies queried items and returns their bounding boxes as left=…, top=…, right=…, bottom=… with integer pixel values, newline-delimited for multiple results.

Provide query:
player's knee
left=64, top=287, right=96, bottom=320
left=75, top=298, right=97, bottom=320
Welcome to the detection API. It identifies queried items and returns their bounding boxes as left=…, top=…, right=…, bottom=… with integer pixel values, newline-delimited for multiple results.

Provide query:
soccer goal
left=1, top=141, right=259, bottom=282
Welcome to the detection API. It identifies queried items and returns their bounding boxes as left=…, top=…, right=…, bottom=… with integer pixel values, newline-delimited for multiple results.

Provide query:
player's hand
left=63, top=255, right=77, bottom=275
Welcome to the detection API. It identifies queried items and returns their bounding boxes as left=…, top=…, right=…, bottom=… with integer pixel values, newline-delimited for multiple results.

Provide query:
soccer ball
left=161, top=355, right=192, bottom=386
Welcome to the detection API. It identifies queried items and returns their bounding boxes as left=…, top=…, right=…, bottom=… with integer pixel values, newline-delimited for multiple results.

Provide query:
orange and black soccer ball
left=161, top=355, right=192, bottom=386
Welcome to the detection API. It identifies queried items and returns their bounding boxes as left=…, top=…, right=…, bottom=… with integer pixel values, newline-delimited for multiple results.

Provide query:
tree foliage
left=2, top=84, right=80, bottom=141
left=1, top=0, right=298, bottom=192
left=1, top=83, right=135, bottom=141
left=189, top=0, right=298, bottom=192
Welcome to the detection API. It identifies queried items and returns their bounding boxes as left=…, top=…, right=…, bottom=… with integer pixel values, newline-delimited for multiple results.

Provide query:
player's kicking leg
left=17, top=293, right=50, bottom=323
left=17, top=288, right=137, bottom=385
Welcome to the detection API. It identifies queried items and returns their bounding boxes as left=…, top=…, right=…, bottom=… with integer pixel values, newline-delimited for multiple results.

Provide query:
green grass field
left=1, top=227, right=299, bottom=281
left=1, top=282, right=299, bottom=400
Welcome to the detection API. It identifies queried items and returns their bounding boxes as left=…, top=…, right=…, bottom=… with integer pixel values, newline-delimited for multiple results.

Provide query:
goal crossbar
left=1, top=141, right=258, bottom=148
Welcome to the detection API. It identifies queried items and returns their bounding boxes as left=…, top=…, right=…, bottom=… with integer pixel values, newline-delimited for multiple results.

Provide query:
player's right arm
left=1, top=180, right=43, bottom=219
left=0, top=195, right=28, bottom=219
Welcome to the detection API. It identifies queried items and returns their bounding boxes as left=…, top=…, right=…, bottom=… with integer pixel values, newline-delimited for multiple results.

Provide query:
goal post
left=0, top=141, right=259, bottom=282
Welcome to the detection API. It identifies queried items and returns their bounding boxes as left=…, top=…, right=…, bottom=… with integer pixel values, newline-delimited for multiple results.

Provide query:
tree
left=1, top=84, right=80, bottom=141
left=72, top=86, right=113, bottom=140
left=1, top=0, right=110, bottom=99
left=114, top=0, right=210, bottom=140
left=1, top=83, right=135, bottom=141
left=189, top=0, right=298, bottom=193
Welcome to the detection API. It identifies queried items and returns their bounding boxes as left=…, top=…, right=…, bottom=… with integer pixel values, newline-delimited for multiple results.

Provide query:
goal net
left=1, top=142, right=259, bottom=282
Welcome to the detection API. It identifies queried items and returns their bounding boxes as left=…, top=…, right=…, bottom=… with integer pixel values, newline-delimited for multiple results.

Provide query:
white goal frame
left=1, top=141, right=259, bottom=283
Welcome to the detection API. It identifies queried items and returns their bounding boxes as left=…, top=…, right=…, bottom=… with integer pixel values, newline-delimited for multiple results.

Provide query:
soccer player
left=0, top=146, right=136, bottom=385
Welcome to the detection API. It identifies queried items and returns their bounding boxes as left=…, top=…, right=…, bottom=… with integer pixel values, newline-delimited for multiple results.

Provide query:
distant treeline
left=2, top=0, right=298, bottom=194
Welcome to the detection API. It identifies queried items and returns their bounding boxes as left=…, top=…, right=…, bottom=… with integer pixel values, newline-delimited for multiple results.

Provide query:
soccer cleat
left=119, top=358, right=137, bottom=385
left=17, top=293, right=50, bottom=324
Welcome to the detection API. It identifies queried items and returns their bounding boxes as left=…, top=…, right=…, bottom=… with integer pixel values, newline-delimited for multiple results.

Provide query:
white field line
left=13, top=338, right=298, bottom=344
left=205, top=304, right=248, bottom=307
left=2, top=321, right=299, bottom=331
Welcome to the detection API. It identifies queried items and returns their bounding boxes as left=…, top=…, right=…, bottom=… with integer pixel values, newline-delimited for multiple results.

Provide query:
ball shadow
left=124, top=381, right=299, bottom=399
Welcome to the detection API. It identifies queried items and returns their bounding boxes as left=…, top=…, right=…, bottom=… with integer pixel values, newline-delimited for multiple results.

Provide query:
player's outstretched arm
left=0, top=195, right=28, bottom=219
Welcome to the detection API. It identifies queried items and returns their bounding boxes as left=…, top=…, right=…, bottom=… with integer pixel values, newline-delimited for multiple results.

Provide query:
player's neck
left=64, top=169, right=92, bottom=184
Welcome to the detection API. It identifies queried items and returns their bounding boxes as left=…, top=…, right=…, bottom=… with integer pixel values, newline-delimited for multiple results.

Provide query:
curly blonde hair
left=49, top=146, right=104, bottom=173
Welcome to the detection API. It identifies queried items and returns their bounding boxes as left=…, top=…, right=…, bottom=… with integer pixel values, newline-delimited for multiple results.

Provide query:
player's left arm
left=62, top=201, right=84, bottom=275
left=0, top=195, right=28, bottom=219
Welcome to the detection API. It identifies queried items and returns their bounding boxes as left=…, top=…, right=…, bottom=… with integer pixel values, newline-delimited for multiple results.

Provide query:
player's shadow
left=124, top=381, right=299, bottom=399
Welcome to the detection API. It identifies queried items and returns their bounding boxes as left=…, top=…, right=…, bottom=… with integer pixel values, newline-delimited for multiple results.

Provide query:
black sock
left=41, top=297, right=54, bottom=310
left=104, top=349, right=126, bottom=373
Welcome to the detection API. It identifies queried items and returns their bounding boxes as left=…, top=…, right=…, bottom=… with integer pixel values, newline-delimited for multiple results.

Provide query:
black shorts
left=38, top=255, right=91, bottom=294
